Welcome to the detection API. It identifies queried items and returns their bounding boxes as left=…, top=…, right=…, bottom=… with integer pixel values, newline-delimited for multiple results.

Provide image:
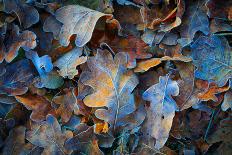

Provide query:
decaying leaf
left=142, top=75, right=179, bottom=149
left=26, top=114, right=72, bottom=155
left=221, top=91, right=232, bottom=111
left=80, top=49, right=143, bottom=134
left=0, top=59, right=35, bottom=96
left=15, top=93, right=56, bottom=122
left=191, top=35, right=232, bottom=87
left=53, top=88, right=77, bottom=123
left=178, top=0, right=209, bottom=46
left=2, top=25, right=37, bottom=63
left=3, top=0, right=39, bottom=28
left=54, top=47, right=87, bottom=79
left=53, top=5, right=116, bottom=47
left=65, top=126, right=103, bottom=155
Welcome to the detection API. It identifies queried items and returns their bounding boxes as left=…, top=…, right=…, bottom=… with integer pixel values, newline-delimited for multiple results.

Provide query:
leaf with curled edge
left=190, top=35, right=232, bottom=87
left=177, top=0, right=209, bottom=46
left=43, top=15, right=62, bottom=40
left=221, top=91, right=232, bottom=111
left=80, top=49, right=144, bottom=135
left=15, top=92, right=56, bottom=122
left=26, top=50, right=64, bottom=89
left=54, top=47, right=87, bottom=79
left=0, top=59, right=35, bottom=96
left=197, top=83, right=230, bottom=102
left=52, top=88, right=77, bottom=123
left=1, top=25, right=37, bottom=63
left=65, top=126, right=103, bottom=155
left=54, top=5, right=115, bottom=47
left=26, top=114, right=72, bottom=155
left=3, top=0, right=39, bottom=28
left=142, top=75, right=179, bottom=149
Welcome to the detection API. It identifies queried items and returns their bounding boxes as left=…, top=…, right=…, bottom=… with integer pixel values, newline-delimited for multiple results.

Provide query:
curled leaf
left=54, top=5, right=115, bottom=47
left=3, top=0, right=39, bottom=28
left=221, top=91, right=232, bottom=111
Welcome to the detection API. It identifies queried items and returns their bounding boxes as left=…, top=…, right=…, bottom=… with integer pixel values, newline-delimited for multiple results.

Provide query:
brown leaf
left=15, top=93, right=56, bottom=122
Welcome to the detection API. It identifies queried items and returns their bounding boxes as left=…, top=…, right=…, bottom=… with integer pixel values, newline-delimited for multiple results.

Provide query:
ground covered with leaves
left=0, top=0, right=232, bottom=154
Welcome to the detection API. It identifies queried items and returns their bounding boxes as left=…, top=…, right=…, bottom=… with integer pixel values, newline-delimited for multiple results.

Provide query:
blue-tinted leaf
left=190, top=35, right=232, bottom=87
left=4, top=0, right=39, bottom=28
left=25, top=50, right=63, bottom=89
left=177, top=0, right=209, bottom=46
left=26, top=114, right=72, bottom=155
left=65, top=126, right=103, bottom=155
left=0, top=95, right=17, bottom=118
left=54, top=47, right=87, bottom=79
left=142, top=75, right=179, bottom=149
left=0, top=59, right=35, bottom=96
left=25, top=50, right=53, bottom=76
left=2, top=25, right=37, bottom=63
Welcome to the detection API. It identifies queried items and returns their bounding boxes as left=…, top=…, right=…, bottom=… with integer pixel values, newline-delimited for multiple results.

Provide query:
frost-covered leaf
left=26, top=114, right=72, bottom=155
left=53, top=88, right=77, bottom=123
left=65, top=126, right=103, bottom=155
left=221, top=91, right=232, bottom=111
left=191, top=35, right=232, bottom=87
left=54, top=47, right=87, bottom=79
left=80, top=49, right=144, bottom=134
left=2, top=25, right=37, bottom=63
left=3, top=0, right=39, bottom=28
left=178, top=0, right=209, bottom=46
left=142, top=75, right=179, bottom=149
left=0, top=59, right=35, bottom=96
left=15, top=93, right=56, bottom=122
left=26, top=50, right=63, bottom=89
left=54, top=5, right=114, bottom=47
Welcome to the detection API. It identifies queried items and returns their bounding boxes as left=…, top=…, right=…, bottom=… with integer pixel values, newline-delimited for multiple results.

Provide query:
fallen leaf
left=221, top=91, right=232, bottom=111
left=198, top=83, right=230, bottom=102
left=15, top=93, right=56, bottom=122
left=65, top=126, right=103, bottom=155
left=80, top=49, right=142, bottom=134
left=0, top=59, right=35, bottom=96
left=177, top=0, right=209, bottom=46
left=52, top=88, right=77, bottom=123
left=3, top=0, right=39, bottom=28
left=54, top=47, right=87, bottom=79
left=142, top=75, right=179, bottom=149
left=26, top=50, right=64, bottom=89
left=2, top=25, right=37, bottom=63
left=190, top=35, right=232, bottom=87
left=2, top=126, right=26, bottom=155
left=26, top=114, right=72, bottom=155
left=54, top=5, right=115, bottom=47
